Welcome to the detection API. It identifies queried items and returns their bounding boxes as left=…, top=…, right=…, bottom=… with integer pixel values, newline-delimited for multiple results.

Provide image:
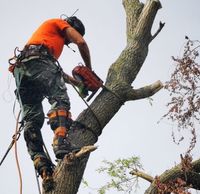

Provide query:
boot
left=53, top=135, right=72, bottom=159
left=41, top=169, right=55, bottom=192
left=34, top=156, right=55, bottom=191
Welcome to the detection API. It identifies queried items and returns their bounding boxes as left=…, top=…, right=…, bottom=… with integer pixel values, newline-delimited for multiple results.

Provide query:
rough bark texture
left=42, top=0, right=200, bottom=194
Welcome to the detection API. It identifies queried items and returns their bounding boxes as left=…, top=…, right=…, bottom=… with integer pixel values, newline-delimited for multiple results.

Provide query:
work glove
left=77, top=82, right=89, bottom=98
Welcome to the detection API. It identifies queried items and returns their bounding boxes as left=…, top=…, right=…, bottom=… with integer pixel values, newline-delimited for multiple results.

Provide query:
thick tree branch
left=126, top=80, right=163, bottom=101
left=145, top=158, right=200, bottom=194
left=123, top=0, right=144, bottom=43
left=134, top=0, right=162, bottom=42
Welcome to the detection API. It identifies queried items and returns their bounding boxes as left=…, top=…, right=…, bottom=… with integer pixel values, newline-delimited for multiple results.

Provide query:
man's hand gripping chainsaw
left=63, top=64, right=103, bottom=101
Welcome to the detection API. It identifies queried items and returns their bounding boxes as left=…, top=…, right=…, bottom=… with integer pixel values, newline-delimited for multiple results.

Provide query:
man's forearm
left=78, top=43, right=92, bottom=70
left=62, top=72, right=81, bottom=86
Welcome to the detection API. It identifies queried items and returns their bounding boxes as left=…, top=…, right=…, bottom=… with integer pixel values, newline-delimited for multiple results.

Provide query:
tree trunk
left=45, top=0, right=163, bottom=193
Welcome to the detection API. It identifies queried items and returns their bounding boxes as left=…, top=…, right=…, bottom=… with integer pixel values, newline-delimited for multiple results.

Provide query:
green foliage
left=95, top=156, right=142, bottom=194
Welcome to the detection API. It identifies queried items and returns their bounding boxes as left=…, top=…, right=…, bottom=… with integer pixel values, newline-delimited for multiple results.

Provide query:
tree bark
left=45, top=0, right=163, bottom=193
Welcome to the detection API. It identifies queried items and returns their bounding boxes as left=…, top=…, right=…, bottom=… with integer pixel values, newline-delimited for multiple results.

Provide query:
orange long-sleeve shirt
left=26, top=18, right=70, bottom=59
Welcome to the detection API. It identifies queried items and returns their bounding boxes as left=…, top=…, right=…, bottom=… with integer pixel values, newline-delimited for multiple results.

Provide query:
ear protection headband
left=65, top=16, right=85, bottom=36
left=60, top=10, right=85, bottom=37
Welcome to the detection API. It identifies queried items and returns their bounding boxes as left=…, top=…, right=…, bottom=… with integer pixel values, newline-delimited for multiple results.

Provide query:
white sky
left=0, top=0, right=200, bottom=194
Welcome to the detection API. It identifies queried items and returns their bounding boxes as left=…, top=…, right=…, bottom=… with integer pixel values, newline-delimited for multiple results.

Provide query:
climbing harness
left=8, top=45, right=56, bottom=73
left=8, top=47, right=22, bottom=73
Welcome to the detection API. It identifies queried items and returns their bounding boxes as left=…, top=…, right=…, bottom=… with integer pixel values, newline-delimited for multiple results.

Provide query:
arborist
left=8, top=16, right=92, bottom=185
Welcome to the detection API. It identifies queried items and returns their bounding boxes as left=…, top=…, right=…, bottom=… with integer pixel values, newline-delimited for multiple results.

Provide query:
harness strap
left=8, top=45, right=55, bottom=73
left=54, top=127, right=66, bottom=137
left=47, top=109, right=71, bottom=119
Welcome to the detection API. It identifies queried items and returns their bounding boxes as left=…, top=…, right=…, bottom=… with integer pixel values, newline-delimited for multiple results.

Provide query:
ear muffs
left=65, top=16, right=85, bottom=36
left=66, top=17, right=75, bottom=26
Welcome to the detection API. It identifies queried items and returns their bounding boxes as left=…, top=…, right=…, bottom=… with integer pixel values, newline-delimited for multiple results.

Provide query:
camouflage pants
left=14, top=58, right=70, bottom=160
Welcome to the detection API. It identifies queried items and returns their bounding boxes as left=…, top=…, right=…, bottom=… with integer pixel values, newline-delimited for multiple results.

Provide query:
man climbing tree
left=35, top=0, right=164, bottom=193
left=9, top=16, right=92, bottom=190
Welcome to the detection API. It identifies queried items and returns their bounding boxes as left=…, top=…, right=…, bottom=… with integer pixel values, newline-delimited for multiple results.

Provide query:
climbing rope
left=70, top=82, right=103, bottom=129
left=34, top=168, right=42, bottom=194
left=14, top=110, right=23, bottom=194
left=0, top=109, right=44, bottom=194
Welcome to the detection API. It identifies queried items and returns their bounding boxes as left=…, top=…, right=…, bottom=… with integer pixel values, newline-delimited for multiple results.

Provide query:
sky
left=0, top=0, right=200, bottom=194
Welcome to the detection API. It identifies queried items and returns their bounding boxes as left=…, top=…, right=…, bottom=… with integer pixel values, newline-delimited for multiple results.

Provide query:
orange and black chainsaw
left=72, top=65, right=104, bottom=101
